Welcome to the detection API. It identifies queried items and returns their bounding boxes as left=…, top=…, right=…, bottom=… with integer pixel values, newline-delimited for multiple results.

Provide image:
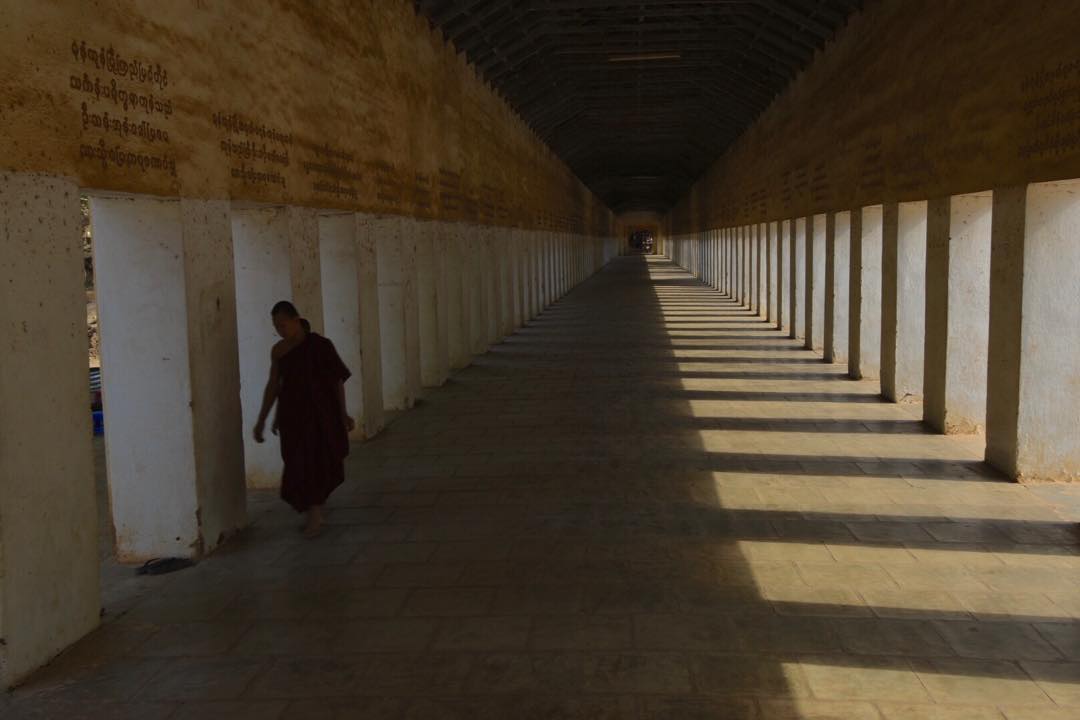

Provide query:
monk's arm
left=337, top=380, right=354, bottom=431
left=254, top=354, right=280, bottom=435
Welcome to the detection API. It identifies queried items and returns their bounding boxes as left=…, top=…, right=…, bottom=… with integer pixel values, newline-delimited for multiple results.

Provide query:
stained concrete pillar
left=287, top=207, right=324, bottom=335
left=701, top=231, right=708, bottom=284
left=735, top=227, right=743, bottom=304
left=727, top=228, right=735, bottom=298
left=718, top=229, right=725, bottom=292
left=0, top=173, right=98, bottom=687
left=924, top=193, right=992, bottom=433
left=717, top=231, right=725, bottom=295
left=748, top=226, right=756, bottom=311
left=882, top=202, right=927, bottom=402
left=701, top=231, right=707, bottom=284
left=355, top=215, right=385, bottom=436
left=704, top=230, right=711, bottom=287
left=93, top=195, right=246, bottom=560
left=743, top=226, right=752, bottom=307
left=492, top=228, right=505, bottom=340
left=777, top=220, right=789, bottom=332
left=516, top=229, right=529, bottom=325
left=807, top=214, right=826, bottom=350
left=403, top=222, right=422, bottom=401
left=717, top=230, right=724, bottom=294
left=755, top=223, right=765, bottom=316
left=824, top=211, right=851, bottom=365
left=766, top=222, right=777, bottom=322
left=986, top=181, right=1080, bottom=481
left=791, top=217, right=806, bottom=340
left=849, top=205, right=884, bottom=380
left=470, top=226, right=488, bottom=353
left=319, top=214, right=365, bottom=440
left=448, top=224, right=470, bottom=369
left=537, top=231, right=549, bottom=308
left=375, top=216, right=420, bottom=409
left=735, top=230, right=741, bottom=298
left=416, top=220, right=448, bottom=387
left=530, top=232, right=542, bottom=318
left=553, top=232, right=563, bottom=297
left=715, top=230, right=722, bottom=291
left=517, top=230, right=529, bottom=326
left=375, top=216, right=406, bottom=409
left=499, top=229, right=515, bottom=336
left=566, top=233, right=573, bottom=287
left=727, top=230, right=734, bottom=299
left=233, top=207, right=289, bottom=488
left=547, top=232, right=556, bottom=303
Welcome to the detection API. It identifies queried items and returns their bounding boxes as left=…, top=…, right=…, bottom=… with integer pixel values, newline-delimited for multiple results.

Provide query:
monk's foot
left=302, top=507, right=324, bottom=538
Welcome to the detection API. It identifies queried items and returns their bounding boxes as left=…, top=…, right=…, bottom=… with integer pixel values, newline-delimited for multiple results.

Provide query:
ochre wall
left=667, top=0, right=1080, bottom=233
left=0, top=0, right=612, bottom=235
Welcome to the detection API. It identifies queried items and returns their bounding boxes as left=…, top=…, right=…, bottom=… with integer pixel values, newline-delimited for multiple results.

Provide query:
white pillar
left=375, top=216, right=410, bottom=410
left=882, top=201, right=927, bottom=402
left=812, top=212, right=825, bottom=349
left=399, top=221, right=421, bottom=405
left=0, top=174, right=98, bottom=687
left=850, top=205, right=884, bottom=380
left=415, top=220, right=444, bottom=388
left=825, top=211, right=851, bottom=365
left=766, top=223, right=776, bottom=321
left=756, top=223, right=765, bottom=316
left=487, top=227, right=502, bottom=342
left=986, top=182, right=1080, bottom=481
left=529, top=231, right=540, bottom=318
left=741, top=226, right=750, bottom=306
left=448, top=224, right=469, bottom=369
left=777, top=221, right=788, bottom=331
left=94, top=195, right=246, bottom=560
left=232, top=207, right=290, bottom=489
left=433, top=223, right=451, bottom=377
left=287, top=207, right=324, bottom=335
left=792, top=218, right=806, bottom=340
left=319, top=214, right=365, bottom=440
left=726, top=228, right=733, bottom=298
left=355, top=215, right=385, bottom=437
left=924, top=193, right=992, bottom=433
left=510, top=229, right=524, bottom=327
left=470, top=226, right=487, bottom=352
left=544, top=232, right=554, bottom=307
left=499, top=229, right=515, bottom=336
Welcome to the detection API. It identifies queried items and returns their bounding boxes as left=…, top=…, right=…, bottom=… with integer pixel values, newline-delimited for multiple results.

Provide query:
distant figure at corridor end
left=254, top=301, right=354, bottom=538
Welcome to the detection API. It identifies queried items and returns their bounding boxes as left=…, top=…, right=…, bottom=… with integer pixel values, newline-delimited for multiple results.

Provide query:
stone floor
left=6, top=255, right=1080, bottom=719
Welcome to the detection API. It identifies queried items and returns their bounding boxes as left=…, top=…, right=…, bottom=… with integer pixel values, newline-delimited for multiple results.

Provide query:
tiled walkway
left=7, top=256, right=1080, bottom=719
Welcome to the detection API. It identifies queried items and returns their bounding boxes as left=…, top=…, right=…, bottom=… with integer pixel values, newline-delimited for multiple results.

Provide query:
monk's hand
left=253, top=421, right=265, bottom=444
left=344, top=415, right=356, bottom=433
left=271, top=417, right=279, bottom=436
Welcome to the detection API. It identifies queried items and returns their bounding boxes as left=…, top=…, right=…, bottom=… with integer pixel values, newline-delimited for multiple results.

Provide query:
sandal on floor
left=136, top=557, right=195, bottom=576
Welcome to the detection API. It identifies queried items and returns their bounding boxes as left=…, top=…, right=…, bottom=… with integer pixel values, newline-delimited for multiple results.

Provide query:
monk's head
left=271, top=301, right=305, bottom=341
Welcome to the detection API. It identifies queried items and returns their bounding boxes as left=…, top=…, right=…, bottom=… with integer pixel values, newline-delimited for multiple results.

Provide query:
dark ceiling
left=415, top=1, right=862, bottom=213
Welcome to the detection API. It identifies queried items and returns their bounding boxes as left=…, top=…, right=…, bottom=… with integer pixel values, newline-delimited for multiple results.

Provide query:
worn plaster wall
left=0, top=0, right=612, bottom=235
left=667, top=0, right=1080, bottom=232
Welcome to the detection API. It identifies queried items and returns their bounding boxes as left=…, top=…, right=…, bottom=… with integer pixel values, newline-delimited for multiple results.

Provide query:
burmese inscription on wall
left=1019, top=59, right=1080, bottom=160
left=213, top=111, right=290, bottom=188
left=70, top=40, right=177, bottom=177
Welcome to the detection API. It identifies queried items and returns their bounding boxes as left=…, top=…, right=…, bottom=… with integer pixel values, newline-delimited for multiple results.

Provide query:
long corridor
left=8, top=256, right=1080, bottom=719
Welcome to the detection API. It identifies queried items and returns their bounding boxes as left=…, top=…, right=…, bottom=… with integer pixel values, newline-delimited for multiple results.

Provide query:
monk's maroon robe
left=277, top=333, right=351, bottom=512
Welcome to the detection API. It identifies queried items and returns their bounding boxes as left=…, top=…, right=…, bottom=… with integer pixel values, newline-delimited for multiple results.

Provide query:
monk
left=253, top=301, right=354, bottom=537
